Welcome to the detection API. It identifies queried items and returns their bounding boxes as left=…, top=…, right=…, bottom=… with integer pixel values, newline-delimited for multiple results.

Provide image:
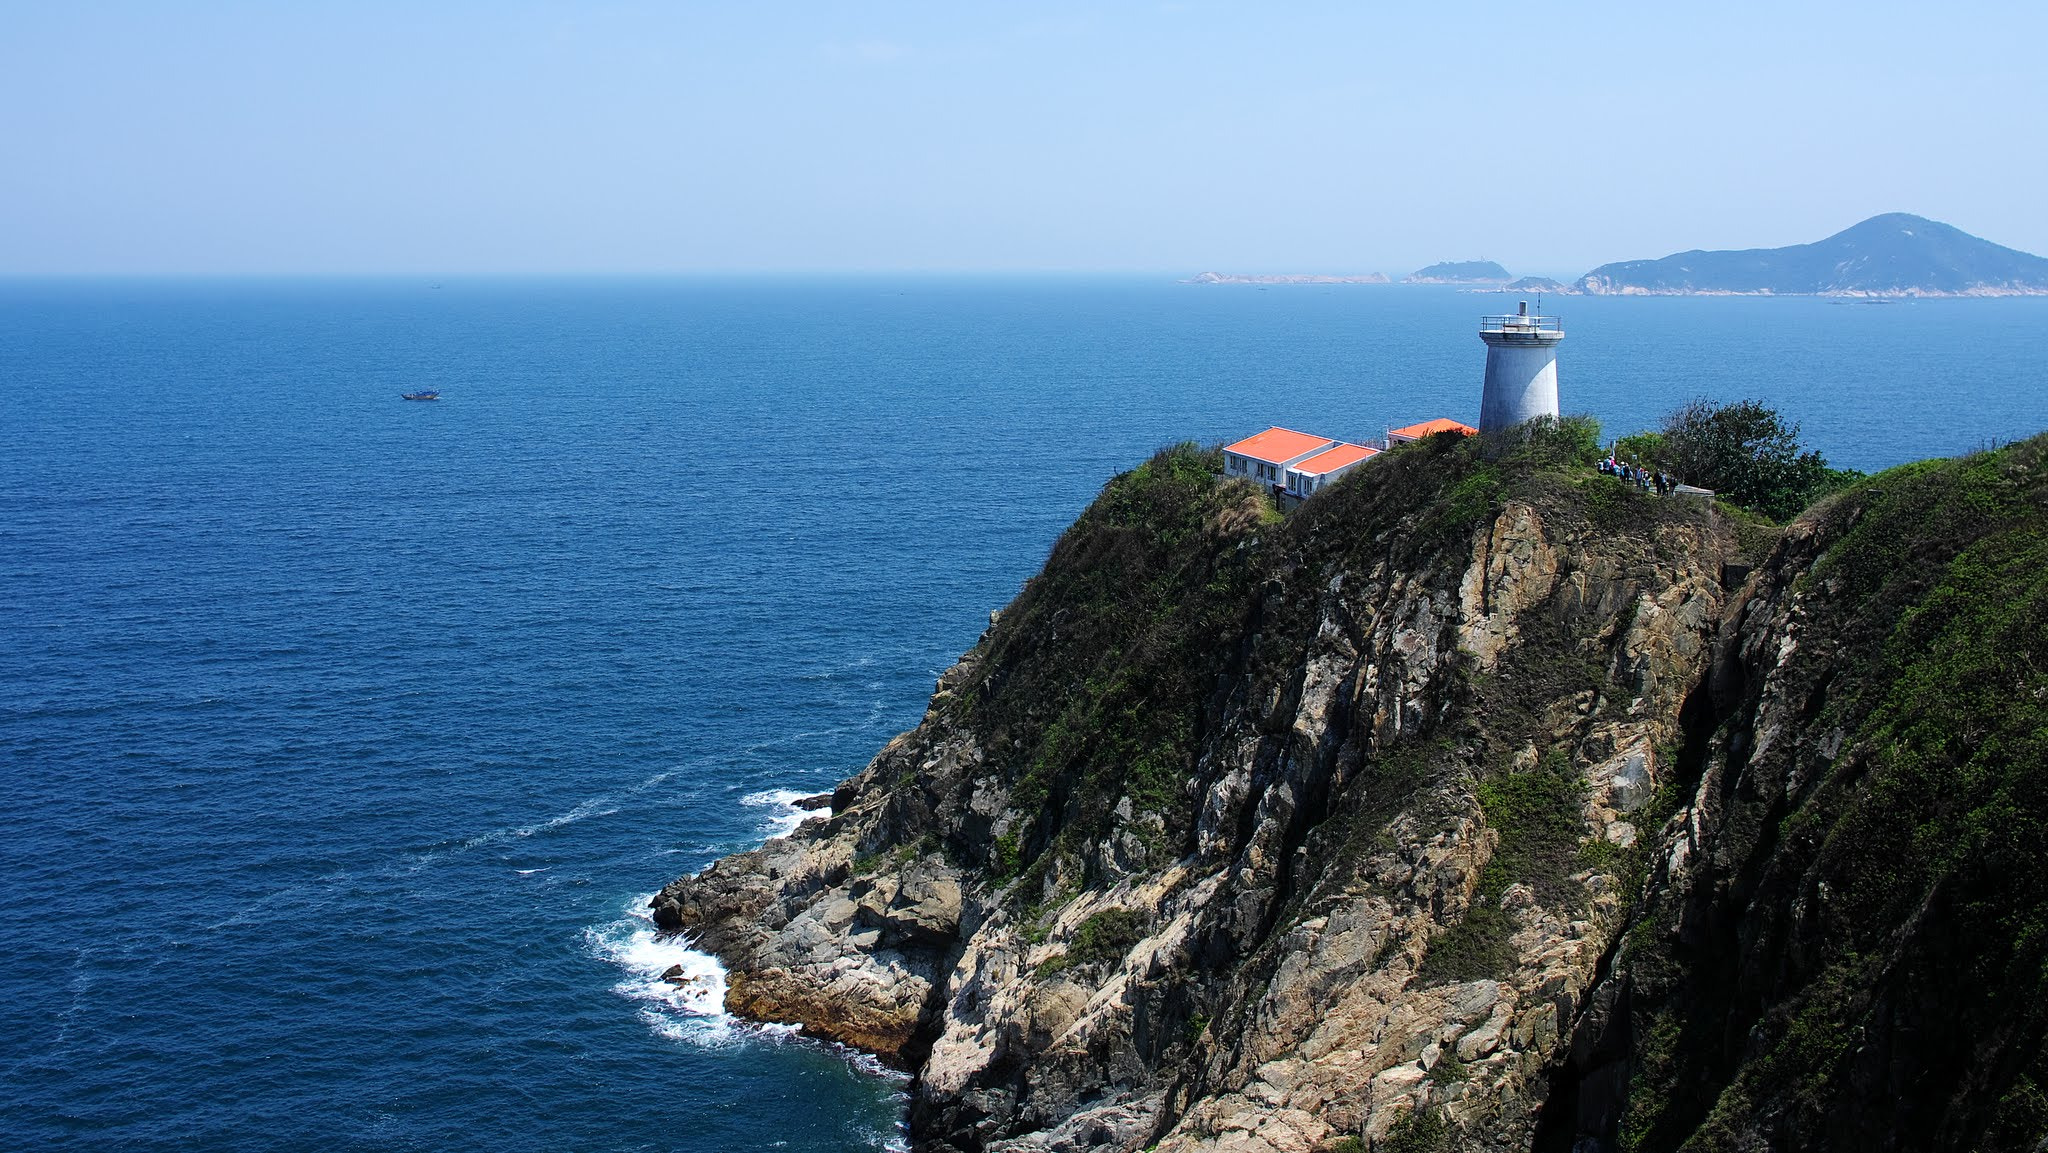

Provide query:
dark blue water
left=3, top=279, right=2044, bottom=1151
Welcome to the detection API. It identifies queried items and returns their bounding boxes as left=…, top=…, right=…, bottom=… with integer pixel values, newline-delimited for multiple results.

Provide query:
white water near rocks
left=587, top=786, right=916, bottom=1146
left=588, top=897, right=738, bottom=1048
left=590, top=788, right=817, bottom=1049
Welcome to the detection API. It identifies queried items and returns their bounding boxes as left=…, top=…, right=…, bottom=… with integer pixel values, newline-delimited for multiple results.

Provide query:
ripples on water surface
left=2, top=279, right=2044, bottom=1150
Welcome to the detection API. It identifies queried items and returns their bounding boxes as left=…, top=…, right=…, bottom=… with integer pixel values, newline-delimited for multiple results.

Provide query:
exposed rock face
left=654, top=434, right=2048, bottom=1152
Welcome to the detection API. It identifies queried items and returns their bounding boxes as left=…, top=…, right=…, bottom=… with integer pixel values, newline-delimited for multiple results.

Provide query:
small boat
left=401, top=390, right=441, bottom=401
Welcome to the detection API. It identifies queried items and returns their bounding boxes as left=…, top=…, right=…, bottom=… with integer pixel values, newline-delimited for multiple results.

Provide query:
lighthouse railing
left=1478, top=314, right=1564, bottom=335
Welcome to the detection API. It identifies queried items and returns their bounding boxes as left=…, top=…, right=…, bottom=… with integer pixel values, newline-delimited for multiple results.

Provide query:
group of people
left=1598, top=457, right=1682, bottom=495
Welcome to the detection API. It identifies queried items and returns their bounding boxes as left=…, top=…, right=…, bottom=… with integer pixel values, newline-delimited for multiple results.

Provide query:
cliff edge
left=654, top=431, right=2048, bottom=1152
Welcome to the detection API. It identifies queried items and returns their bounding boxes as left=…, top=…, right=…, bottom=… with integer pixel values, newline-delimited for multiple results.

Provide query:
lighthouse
left=1477, top=301, right=1563, bottom=434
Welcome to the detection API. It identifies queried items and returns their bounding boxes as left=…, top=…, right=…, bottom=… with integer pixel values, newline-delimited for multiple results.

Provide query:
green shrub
left=990, top=831, right=1022, bottom=879
left=1431, top=468, right=1502, bottom=538
left=1036, top=907, right=1148, bottom=977
left=1417, top=899, right=1514, bottom=985
left=1478, top=750, right=1588, bottom=904
left=1379, top=1107, right=1450, bottom=1153
left=1420, top=752, right=1587, bottom=983
left=1634, top=398, right=1863, bottom=521
left=1613, top=430, right=1666, bottom=467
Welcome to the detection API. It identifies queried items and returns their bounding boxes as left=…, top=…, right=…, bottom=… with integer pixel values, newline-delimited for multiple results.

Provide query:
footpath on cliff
left=652, top=424, right=2048, bottom=1153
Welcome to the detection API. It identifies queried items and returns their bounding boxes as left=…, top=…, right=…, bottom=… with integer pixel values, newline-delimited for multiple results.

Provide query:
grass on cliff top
left=1311, top=413, right=1725, bottom=558
left=1615, top=433, right=2048, bottom=1152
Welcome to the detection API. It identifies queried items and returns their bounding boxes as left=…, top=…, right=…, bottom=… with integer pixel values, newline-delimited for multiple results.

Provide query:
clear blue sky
left=4, top=1, right=2043, bottom=277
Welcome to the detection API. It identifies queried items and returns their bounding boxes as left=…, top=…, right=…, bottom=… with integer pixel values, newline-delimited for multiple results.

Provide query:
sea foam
left=740, top=787, right=815, bottom=839
left=587, top=895, right=736, bottom=1048
left=589, top=787, right=837, bottom=1053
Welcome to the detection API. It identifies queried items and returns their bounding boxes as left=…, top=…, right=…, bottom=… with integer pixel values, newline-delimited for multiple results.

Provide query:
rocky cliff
left=653, top=430, right=2048, bottom=1152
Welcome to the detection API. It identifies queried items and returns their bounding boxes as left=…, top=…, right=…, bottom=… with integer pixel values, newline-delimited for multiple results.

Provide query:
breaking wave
left=740, top=787, right=817, bottom=839
left=585, top=895, right=737, bottom=1049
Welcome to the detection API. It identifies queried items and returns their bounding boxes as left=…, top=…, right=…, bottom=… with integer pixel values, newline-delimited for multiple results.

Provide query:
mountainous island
left=655, top=429, right=2048, bottom=1152
left=1186, top=272, right=1391, bottom=285
left=1404, top=261, right=1512, bottom=285
left=1187, top=214, right=2048, bottom=298
left=1575, top=213, right=2048, bottom=296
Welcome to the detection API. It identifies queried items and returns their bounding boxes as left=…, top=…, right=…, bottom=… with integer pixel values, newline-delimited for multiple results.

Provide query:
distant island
left=1575, top=212, right=2048, bottom=296
left=1185, top=271, right=1390, bottom=285
left=1185, top=214, right=2048, bottom=297
left=1403, top=259, right=1511, bottom=285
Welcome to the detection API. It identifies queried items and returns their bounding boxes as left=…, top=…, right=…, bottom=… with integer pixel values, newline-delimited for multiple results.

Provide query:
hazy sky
left=4, top=2, right=2043, bottom=276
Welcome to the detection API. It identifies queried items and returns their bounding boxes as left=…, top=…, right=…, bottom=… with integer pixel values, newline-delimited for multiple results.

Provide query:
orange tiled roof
left=1389, top=417, right=1477, bottom=439
left=1223, top=426, right=1334, bottom=465
left=1293, top=443, right=1380, bottom=474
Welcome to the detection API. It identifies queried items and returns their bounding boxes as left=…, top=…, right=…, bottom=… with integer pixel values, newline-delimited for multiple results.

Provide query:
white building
left=1223, top=427, right=1380, bottom=498
left=1286, top=442, right=1381, bottom=495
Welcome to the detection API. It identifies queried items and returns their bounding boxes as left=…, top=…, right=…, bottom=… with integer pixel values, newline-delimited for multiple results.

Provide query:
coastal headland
left=655, top=429, right=2048, bottom=1152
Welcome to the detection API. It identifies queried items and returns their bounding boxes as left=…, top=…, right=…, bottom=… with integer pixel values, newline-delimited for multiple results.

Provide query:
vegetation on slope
left=1419, top=751, right=1588, bottom=985
left=967, top=443, right=1270, bottom=885
left=964, top=413, right=1711, bottom=927
left=1612, top=433, right=2048, bottom=1152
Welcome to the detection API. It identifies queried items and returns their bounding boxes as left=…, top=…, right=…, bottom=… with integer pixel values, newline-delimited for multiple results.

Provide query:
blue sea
left=3, top=279, right=2044, bottom=1151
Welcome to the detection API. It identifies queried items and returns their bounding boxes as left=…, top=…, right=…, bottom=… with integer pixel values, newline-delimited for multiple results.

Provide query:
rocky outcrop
left=653, top=433, right=2048, bottom=1151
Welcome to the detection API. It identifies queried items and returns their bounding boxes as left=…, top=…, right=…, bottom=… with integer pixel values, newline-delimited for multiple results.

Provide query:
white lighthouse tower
left=1477, top=301, right=1563, bottom=434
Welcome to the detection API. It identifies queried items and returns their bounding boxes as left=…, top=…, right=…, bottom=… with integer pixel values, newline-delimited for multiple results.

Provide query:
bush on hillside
left=1612, top=430, right=1666, bottom=467
left=1642, top=398, right=1861, bottom=521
